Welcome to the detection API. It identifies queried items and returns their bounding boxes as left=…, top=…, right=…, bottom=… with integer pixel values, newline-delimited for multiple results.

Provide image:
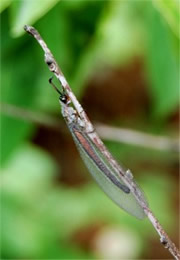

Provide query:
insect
left=49, top=78, right=148, bottom=219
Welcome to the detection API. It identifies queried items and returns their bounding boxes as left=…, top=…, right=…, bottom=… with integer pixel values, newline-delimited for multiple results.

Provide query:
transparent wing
left=70, top=125, right=147, bottom=220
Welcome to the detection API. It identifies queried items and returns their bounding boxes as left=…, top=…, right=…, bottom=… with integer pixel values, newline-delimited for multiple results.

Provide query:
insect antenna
left=49, top=77, right=68, bottom=104
left=49, top=76, right=62, bottom=95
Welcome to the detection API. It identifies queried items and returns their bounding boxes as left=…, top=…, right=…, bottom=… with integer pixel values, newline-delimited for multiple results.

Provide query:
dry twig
left=24, top=25, right=180, bottom=259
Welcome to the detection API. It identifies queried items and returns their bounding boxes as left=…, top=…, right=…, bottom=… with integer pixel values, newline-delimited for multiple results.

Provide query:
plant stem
left=24, top=25, right=180, bottom=259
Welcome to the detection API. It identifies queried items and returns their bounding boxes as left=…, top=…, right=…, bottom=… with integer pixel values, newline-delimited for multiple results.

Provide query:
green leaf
left=0, top=0, right=12, bottom=13
left=70, top=1, right=144, bottom=97
left=10, top=0, right=59, bottom=37
left=0, top=13, right=40, bottom=166
left=153, top=0, right=180, bottom=38
left=0, top=115, right=34, bottom=167
left=144, top=3, right=179, bottom=119
left=1, top=144, right=63, bottom=259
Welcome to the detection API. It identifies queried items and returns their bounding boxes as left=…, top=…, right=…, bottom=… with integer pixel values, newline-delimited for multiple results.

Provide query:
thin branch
left=96, top=123, right=179, bottom=152
left=24, top=25, right=180, bottom=259
left=0, top=102, right=61, bottom=130
left=1, top=102, right=179, bottom=153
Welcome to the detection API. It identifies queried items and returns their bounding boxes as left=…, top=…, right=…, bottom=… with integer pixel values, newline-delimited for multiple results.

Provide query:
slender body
left=71, top=124, right=130, bottom=193
left=50, top=83, right=148, bottom=219
left=67, top=121, right=147, bottom=219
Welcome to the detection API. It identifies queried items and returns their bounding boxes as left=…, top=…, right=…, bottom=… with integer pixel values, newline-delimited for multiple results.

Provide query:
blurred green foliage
left=144, top=1, right=179, bottom=118
left=0, top=0, right=179, bottom=259
left=1, top=144, right=176, bottom=259
left=153, top=0, right=180, bottom=38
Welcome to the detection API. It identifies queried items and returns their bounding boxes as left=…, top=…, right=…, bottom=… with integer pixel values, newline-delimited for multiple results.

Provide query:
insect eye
left=59, top=95, right=67, bottom=104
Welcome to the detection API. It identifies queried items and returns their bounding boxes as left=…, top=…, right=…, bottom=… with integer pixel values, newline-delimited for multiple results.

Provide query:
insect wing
left=70, top=125, right=146, bottom=219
